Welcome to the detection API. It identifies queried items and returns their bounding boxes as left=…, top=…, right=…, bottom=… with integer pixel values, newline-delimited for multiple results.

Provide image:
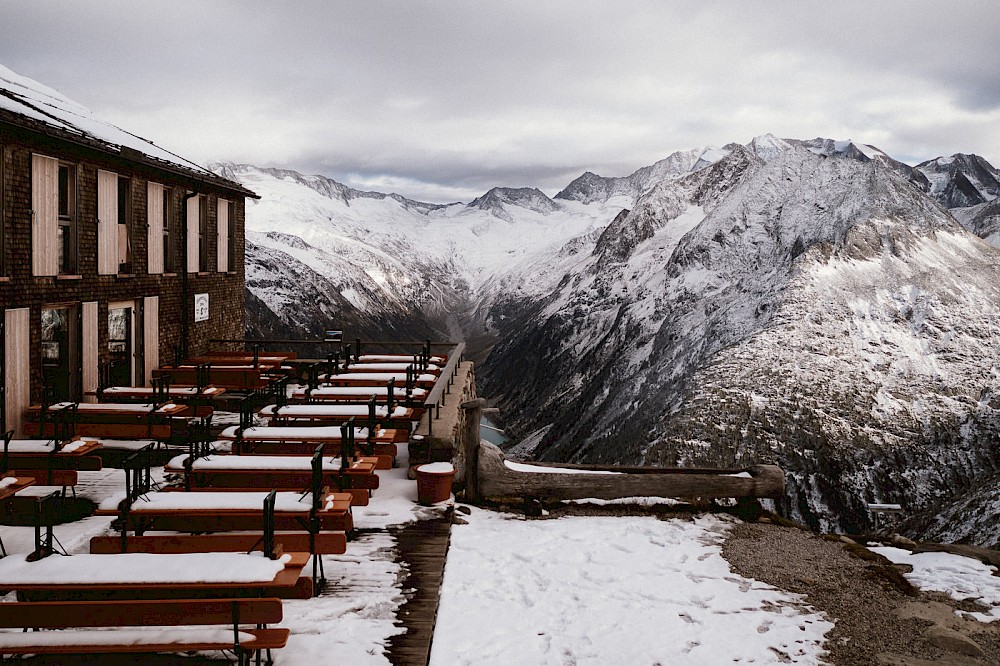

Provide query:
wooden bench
left=164, top=453, right=380, bottom=492
left=0, top=550, right=315, bottom=601
left=0, top=598, right=288, bottom=663
left=220, top=423, right=402, bottom=452
left=259, top=403, right=419, bottom=432
left=321, top=371, right=439, bottom=389
left=153, top=365, right=273, bottom=391
left=22, top=403, right=190, bottom=441
left=90, top=531, right=347, bottom=555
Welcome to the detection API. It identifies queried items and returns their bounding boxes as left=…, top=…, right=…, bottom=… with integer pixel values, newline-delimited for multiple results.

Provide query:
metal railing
left=422, top=342, right=466, bottom=438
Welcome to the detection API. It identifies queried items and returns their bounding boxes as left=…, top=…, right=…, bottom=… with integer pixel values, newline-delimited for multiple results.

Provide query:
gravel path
left=723, top=520, right=1000, bottom=665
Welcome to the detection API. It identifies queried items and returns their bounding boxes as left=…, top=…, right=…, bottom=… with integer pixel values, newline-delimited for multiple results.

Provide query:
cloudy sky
left=3, top=1, right=999, bottom=203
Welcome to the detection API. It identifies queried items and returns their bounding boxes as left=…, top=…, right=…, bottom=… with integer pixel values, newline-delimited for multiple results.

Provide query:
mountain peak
left=468, top=187, right=559, bottom=219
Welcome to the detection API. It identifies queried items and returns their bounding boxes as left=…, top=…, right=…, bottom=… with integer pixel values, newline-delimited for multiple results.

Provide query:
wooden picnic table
left=217, top=425, right=399, bottom=467
left=340, top=362, right=442, bottom=374
left=259, top=403, right=418, bottom=426
left=0, top=475, right=34, bottom=501
left=23, top=402, right=195, bottom=440
left=0, top=551, right=313, bottom=601
left=292, top=385, right=429, bottom=403
left=187, top=355, right=290, bottom=369
left=1, top=435, right=102, bottom=494
left=163, top=453, right=381, bottom=492
left=321, top=371, right=438, bottom=389
left=99, top=385, right=226, bottom=401
left=358, top=354, right=446, bottom=364
left=2, top=438, right=102, bottom=458
left=153, top=365, right=283, bottom=391
left=25, top=402, right=189, bottom=417
left=96, top=489, right=354, bottom=533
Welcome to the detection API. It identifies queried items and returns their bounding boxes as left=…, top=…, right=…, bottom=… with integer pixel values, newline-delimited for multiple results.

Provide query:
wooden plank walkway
left=386, top=515, right=453, bottom=666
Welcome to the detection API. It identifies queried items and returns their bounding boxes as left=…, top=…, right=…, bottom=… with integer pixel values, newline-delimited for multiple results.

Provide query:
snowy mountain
left=916, top=153, right=1000, bottom=209
left=222, top=136, right=1000, bottom=541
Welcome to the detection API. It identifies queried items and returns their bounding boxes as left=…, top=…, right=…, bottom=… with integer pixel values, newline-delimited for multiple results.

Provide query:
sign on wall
left=194, top=293, right=209, bottom=322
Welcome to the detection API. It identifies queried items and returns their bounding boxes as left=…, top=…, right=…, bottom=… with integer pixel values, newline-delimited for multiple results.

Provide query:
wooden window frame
left=57, top=161, right=78, bottom=275
left=117, top=175, right=132, bottom=274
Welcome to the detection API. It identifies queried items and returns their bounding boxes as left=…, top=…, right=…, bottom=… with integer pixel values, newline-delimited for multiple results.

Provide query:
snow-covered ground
left=5, top=432, right=1000, bottom=664
left=872, top=545, right=1000, bottom=624
left=431, top=511, right=832, bottom=665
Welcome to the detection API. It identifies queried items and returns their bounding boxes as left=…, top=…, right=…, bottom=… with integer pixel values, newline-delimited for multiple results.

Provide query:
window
left=198, top=194, right=208, bottom=272
left=117, top=175, right=132, bottom=273
left=162, top=187, right=174, bottom=272
left=57, top=162, right=77, bottom=274
left=217, top=198, right=232, bottom=273
left=0, top=144, right=5, bottom=276
left=227, top=200, right=236, bottom=272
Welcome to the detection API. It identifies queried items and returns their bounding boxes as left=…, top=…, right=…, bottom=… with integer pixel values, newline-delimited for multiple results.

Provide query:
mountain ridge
left=222, top=135, right=1000, bottom=540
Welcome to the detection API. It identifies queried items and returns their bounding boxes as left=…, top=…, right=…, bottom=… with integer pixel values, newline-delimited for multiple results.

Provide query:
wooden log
left=458, top=398, right=485, bottom=502
left=475, top=441, right=785, bottom=503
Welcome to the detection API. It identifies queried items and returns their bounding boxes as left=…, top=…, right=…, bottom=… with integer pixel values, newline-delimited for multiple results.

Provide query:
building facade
left=0, top=68, right=256, bottom=436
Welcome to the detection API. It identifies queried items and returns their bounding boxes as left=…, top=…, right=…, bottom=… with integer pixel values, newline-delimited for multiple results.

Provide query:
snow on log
left=475, top=441, right=784, bottom=504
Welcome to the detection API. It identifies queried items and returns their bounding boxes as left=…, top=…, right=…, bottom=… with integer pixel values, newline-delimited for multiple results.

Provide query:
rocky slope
left=478, top=143, right=1000, bottom=535
left=221, top=137, right=1000, bottom=540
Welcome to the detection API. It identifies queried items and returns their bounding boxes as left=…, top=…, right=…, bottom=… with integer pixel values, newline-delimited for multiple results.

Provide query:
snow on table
left=431, top=512, right=832, bottom=666
left=346, top=363, right=441, bottom=372
left=358, top=354, right=446, bottom=364
left=260, top=405, right=410, bottom=418
left=97, top=490, right=318, bottom=513
left=0, top=628, right=258, bottom=648
left=0, top=552, right=291, bottom=585
left=63, top=402, right=179, bottom=413
left=2, top=439, right=95, bottom=454
left=871, top=545, right=1000, bottom=622
left=300, top=387, right=429, bottom=398
left=166, top=454, right=368, bottom=471
left=326, top=372, right=438, bottom=383
left=219, top=425, right=373, bottom=440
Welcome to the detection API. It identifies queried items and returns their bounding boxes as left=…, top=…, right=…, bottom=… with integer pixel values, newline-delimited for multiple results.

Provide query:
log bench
left=0, top=597, right=288, bottom=664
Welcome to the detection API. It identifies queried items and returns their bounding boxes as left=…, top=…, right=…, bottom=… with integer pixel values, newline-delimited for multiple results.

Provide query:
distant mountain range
left=215, top=134, right=1000, bottom=544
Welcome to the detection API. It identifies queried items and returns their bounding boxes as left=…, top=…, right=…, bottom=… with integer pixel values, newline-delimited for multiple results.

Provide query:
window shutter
left=81, top=301, right=99, bottom=401
left=30, top=154, right=58, bottom=276
left=143, top=296, right=159, bottom=386
left=217, top=198, right=229, bottom=272
left=97, top=170, right=118, bottom=275
left=187, top=195, right=199, bottom=273
left=147, top=182, right=164, bottom=274
left=4, top=308, right=30, bottom=436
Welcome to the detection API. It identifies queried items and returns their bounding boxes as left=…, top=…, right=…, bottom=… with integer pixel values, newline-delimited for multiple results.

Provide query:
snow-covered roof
left=0, top=64, right=256, bottom=198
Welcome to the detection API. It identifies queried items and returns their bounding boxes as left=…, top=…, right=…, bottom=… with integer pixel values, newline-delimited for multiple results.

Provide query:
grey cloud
left=2, top=0, right=998, bottom=202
